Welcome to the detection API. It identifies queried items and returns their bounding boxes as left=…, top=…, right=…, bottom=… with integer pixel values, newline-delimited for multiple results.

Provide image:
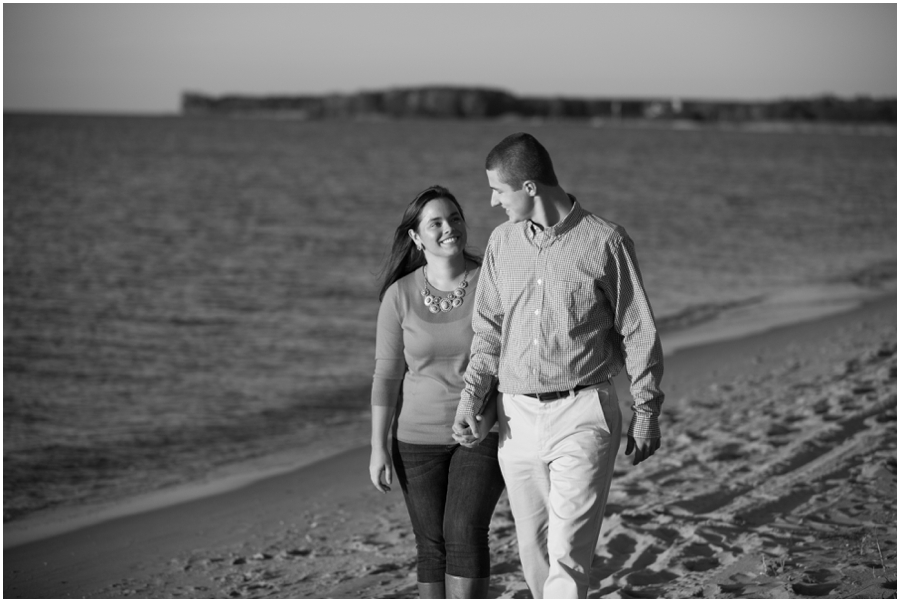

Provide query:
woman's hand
left=452, top=414, right=488, bottom=448
left=453, top=392, right=499, bottom=448
left=369, top=445, right=393, bottom=493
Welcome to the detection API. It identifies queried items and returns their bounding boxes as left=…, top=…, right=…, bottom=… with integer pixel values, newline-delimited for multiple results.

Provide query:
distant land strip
left=182, top=86, right=896, bottom=124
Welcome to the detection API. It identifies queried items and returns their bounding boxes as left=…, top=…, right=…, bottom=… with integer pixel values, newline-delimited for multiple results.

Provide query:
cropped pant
left=497, top=382, right=623, bottom=599
left=392, top=433, right=505, bottom=583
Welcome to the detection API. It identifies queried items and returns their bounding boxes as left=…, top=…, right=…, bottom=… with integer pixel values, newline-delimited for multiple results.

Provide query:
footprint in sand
left=680, top=540, right=721, bottom=563
left=708, top=442, right=748, bottom=462
left=347, top=535, right=386, bottom=553
left=792, top=581, right=839, bottom=596
left=490, top=561, right=520, bottom=575
left=365, top=562, right=403, bottom=575
left=276, top=548, right=311, bottom=559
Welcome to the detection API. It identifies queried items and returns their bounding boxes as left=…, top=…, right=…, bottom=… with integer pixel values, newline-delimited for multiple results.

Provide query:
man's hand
left=625, top=435, right=660, bottom=466
left=452, top=414, right=485, bottom=448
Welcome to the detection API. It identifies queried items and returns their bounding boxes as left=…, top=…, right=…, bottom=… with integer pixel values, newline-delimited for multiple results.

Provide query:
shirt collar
left=526, top=194, right=583, bottom=240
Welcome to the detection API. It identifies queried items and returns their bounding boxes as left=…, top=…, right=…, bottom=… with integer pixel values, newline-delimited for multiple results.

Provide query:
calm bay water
left=3, top=115, right=896, bottom=521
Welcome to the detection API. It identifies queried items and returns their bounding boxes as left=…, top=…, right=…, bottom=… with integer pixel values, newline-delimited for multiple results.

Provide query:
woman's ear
left=408, top=229, right=422, bottom=250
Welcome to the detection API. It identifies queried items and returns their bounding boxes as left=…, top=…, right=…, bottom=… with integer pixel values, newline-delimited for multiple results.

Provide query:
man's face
left=487, top=169, right=533, bottom=223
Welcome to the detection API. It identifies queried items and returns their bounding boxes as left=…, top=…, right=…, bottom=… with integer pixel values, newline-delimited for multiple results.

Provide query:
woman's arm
left=370, top=284, right=405, bottom=493
left=369, top=386, right=399, bottom=493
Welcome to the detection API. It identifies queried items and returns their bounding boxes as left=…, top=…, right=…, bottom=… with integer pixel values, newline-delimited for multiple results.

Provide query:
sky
left=3, top=3, right=897, bottom=114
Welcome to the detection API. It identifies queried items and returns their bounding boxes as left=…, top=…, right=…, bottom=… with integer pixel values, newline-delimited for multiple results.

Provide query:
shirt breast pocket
left=561, top=279, right=594, bottom=325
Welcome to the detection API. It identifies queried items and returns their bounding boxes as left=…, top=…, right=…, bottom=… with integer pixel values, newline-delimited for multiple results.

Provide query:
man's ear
left=523, top=180, right=538, bottom=196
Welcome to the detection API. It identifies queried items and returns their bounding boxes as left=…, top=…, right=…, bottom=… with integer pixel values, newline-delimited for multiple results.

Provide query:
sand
left=4, top=294, right=896, bottom=599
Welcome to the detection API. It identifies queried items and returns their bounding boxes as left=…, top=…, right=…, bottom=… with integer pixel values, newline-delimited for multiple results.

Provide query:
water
left=3, top=115, right=896, bottom=522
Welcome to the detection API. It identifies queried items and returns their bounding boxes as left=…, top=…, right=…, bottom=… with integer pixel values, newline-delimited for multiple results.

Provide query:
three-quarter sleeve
left=371, top=284, right=406, bottom=407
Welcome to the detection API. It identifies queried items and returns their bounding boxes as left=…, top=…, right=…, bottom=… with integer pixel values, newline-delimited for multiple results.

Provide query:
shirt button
left=533, top=339, right=538, bottom=345
left=534, top=309, right=540, bottom=315
left=537, top=278, right=543, bottom=285
left=532, top=369, right=537, bottom=375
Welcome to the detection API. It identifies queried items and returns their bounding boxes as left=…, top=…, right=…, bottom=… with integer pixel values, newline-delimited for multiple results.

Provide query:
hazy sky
left=4, top=3, right=896, bottom=113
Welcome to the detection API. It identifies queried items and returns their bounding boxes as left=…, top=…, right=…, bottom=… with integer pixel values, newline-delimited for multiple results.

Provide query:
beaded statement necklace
left=421, top=265, right=469, bottom=314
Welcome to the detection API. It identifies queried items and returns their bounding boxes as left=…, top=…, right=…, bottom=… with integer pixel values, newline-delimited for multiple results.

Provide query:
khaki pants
left=497, top=382, right=622, bottom=599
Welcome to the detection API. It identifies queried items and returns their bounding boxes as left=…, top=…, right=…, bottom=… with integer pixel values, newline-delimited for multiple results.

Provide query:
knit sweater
left=372, top=266, right=483, bottom=445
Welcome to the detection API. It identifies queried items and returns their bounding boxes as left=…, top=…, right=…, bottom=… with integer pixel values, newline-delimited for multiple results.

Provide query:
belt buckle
left=536, top=389, right=571, bottom=402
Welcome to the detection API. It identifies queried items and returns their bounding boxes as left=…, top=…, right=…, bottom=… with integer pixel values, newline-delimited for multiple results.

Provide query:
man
left=453, top=132, right=664, bottom=598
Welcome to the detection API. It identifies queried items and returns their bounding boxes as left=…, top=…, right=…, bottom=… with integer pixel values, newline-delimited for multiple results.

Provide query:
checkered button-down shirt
left=457, top=197, right=664, bottom=439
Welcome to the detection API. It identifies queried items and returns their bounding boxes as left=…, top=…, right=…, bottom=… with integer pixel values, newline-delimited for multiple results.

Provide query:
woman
left=369, top=185, right=504, bottom=599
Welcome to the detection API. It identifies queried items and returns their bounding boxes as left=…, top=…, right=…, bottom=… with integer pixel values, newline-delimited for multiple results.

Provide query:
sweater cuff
left=371, top=376, right=402, bottom=407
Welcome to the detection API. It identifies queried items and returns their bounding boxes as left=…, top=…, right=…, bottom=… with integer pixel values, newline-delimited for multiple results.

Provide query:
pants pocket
left=592, top=384, right=620, bottom=435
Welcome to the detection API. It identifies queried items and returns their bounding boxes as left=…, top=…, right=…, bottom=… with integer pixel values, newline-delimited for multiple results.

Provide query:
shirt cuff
left=455, top=399, right=476, bottom=420
left=627, top=413, right=661, bottom=440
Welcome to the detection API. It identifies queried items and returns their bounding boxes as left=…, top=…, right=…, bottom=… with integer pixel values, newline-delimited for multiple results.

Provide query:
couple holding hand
left=369, top=132, right=664, bottom=599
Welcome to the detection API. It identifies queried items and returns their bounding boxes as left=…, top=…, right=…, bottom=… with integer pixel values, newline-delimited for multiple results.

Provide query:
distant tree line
left=181, top=86, right=896, bottom=124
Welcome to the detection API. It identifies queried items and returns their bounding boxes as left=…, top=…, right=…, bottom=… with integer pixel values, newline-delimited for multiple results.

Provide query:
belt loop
left=569, top=388, right=575, bottom=398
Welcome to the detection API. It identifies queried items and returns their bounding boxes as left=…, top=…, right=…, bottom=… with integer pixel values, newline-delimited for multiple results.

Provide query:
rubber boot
left=445, top=574, right=490, bottom=599
left=417, top=580, right=446, bottom=599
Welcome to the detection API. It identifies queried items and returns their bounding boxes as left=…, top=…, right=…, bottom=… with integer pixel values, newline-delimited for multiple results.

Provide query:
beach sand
left=4, top=294, right=896, bottom=599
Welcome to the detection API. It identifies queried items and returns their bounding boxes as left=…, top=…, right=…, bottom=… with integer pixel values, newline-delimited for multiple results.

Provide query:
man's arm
left=605, top=234, right=665, bottom=465
left=454, top=235, right=504, bottom=435
left=452, top=387, right=498, bottom=447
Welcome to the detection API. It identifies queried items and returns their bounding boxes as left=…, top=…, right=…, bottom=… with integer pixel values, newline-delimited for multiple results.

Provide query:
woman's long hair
left=378, top=185, right=482, bottom=301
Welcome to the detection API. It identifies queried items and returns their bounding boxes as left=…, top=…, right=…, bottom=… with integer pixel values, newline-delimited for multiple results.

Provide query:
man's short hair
left=485, top=132, right=559, bottom=189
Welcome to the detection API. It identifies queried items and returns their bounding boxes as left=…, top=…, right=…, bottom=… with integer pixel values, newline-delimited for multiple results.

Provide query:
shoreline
left=4, top=282, right=894, bottom=550
left=662, top=280, right=895, bottom=355
left=4, top=290, right=895, bottom=598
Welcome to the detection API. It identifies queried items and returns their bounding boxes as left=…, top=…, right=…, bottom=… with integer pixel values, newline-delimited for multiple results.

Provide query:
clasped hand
left=451, top=413, right=489, bottom=448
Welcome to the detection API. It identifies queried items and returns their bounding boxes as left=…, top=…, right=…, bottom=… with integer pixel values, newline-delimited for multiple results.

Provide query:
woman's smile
left=410, top=197, right=468, bottom=257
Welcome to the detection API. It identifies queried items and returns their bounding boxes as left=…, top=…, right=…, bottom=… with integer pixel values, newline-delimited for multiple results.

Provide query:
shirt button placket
left=533, top=253, right=546, bottom=387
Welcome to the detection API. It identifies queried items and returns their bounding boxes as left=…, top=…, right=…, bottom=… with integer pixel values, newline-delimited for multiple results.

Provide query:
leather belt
left=522, top=383, right=600, bottom=402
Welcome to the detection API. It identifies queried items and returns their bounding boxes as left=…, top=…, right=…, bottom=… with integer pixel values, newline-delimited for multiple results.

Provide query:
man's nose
left=490, top=195, right=501, bottom=207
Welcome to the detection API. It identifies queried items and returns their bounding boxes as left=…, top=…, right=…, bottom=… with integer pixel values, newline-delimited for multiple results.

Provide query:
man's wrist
left=455, top=399, right=476, bottom=420
left=627, top=415, right=661, bottom=440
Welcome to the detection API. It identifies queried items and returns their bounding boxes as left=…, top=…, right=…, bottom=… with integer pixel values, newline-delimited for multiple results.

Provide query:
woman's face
left=409, top=198, right=467, bottom=260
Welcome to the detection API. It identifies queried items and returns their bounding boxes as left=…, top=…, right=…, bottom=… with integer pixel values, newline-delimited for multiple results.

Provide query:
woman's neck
left=424, top=254, right=468, bottom=290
